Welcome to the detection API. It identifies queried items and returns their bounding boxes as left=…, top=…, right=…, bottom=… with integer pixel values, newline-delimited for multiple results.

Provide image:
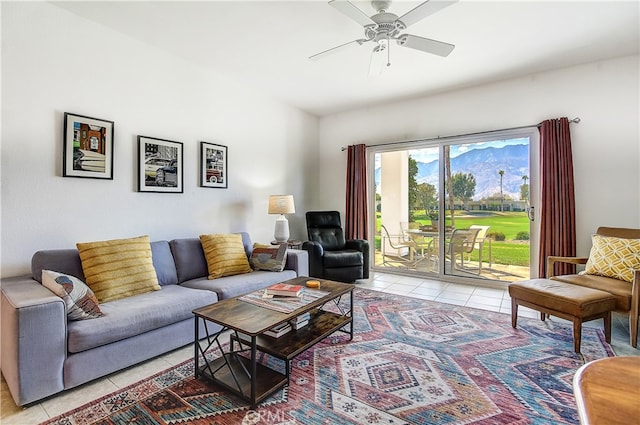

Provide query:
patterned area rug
left=43, top=289, right=613, bottom=425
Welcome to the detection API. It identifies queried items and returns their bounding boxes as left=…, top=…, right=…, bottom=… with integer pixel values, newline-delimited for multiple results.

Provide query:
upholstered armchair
left=302, top=211, right=369, bottom=283
left=547, top=226, right=640, bottom=347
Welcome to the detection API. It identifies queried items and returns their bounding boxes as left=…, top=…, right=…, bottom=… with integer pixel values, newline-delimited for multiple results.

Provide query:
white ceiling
left=55, top=1, right=639, bottom=117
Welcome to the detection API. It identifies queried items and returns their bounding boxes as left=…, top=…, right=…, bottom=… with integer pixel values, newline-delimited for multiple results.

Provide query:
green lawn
left=375, top=211, right=531, bottom=266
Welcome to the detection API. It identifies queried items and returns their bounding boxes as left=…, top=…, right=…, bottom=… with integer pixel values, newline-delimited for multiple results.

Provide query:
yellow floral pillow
left=584, top=234, right=640, bottom=283
left=199, top=233, right=252, bottom=279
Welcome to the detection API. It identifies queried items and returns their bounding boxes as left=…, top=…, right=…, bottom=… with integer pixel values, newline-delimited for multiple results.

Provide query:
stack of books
left=264, top=321, right=292, bottom=338
left=265, top=283, right=304, bottom=299
left=290, top=312, right=311, bottom=330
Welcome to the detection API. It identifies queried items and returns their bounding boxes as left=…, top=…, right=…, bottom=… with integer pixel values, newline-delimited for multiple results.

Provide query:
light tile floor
left=2, top=271, right=638, bottom=424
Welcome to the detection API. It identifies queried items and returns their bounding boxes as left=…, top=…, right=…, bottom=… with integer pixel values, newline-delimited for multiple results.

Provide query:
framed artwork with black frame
left=137, top=135, right=183, bottom=193
left=63, top=112, right=114, bottom=179
left=200, top=142, right=227, bottom=189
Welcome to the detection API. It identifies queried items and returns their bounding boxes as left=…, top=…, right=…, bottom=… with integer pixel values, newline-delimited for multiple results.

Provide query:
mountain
left=376, top=144, right=529, bottom=201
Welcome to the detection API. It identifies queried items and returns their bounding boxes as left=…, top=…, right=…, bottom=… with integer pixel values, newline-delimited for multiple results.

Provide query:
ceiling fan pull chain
left=387, top=35, right=391, bottom=67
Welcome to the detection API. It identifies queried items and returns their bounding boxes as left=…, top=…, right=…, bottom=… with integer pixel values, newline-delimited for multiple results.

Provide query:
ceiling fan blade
left=398, top=0, right=458, bottom=28
left=309, top=39, right=367, bottom=61
left=398, top=34, right=455, bottom=57
left=329, top=0, right=376, bottom=27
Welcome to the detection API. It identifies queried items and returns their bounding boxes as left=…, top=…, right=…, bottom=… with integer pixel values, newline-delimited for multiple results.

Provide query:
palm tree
left=498, top=170, right=505, bottom=212
left=521, top=175, right=529, bottom=203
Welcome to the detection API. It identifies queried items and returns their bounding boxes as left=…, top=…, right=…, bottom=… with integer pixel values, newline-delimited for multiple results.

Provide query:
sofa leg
left=630, top=314, right=638, bottom=348
left=511, top=298, right=518, bottom=328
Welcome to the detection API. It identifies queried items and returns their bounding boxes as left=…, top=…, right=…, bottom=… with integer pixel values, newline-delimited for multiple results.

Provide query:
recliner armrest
left=302, top=241, right=324, bottom=278
left=546, top=256, right=588, bottom=278
left=345, top=239, right=370, bottom=279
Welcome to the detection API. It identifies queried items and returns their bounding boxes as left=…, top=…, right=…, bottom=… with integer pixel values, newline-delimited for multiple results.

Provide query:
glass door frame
left=367, top=127, right=540, bottom=285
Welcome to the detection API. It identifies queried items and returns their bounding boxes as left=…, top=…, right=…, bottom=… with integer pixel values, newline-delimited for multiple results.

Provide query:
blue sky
left=407, top=137, right=529, bottom=164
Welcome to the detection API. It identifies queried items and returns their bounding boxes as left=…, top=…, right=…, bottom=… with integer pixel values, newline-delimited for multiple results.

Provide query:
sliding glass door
left=371, top=129, right=538, bottom=285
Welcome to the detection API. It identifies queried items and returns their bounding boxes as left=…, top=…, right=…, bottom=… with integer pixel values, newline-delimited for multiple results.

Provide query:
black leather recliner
left=302, top=211, right=369, bottom=283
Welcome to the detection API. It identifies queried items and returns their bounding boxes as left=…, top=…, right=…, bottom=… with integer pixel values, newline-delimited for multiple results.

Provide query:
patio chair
left=447, top=227, right=482, bottom=273
left=468, top=225, right=491, bottom=272
left=380, top=225, right=422, bottom=268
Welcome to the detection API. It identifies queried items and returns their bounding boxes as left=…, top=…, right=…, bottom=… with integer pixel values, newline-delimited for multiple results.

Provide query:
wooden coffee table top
left=192, top=277, right=353, bottom=336
left=573, top=356, right=640, bottom=424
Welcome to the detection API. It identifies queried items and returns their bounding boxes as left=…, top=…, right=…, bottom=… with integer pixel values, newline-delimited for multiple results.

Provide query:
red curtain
left=538, top=118, right=576, bottom=277
left=345, top=144, right=368, bottom=240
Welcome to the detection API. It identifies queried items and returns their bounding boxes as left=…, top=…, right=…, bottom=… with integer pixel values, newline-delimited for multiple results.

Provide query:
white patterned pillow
left=41, top=270, right=104, bottom=320
left=584, top=234, right=640, bottom=283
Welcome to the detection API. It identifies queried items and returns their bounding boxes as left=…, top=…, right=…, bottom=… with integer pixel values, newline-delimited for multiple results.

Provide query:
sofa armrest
left=1, top=276, right=67, bottom=405
left=345, top=239, right=370, bottom=279
left=285, top=249, right=309, bottom=277
left=302, top=241, right=324, bottom=278
left=546, top=256, right=588, bottom=278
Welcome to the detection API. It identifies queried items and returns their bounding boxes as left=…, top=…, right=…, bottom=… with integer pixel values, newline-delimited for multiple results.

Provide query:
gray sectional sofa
left=0, top=233, right=308, bottom=406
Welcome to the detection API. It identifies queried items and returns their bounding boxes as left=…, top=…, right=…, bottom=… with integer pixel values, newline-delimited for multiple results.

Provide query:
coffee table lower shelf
left=198, top=353, right=287, bottom=405
left=232, top=309, right=352, bottom=362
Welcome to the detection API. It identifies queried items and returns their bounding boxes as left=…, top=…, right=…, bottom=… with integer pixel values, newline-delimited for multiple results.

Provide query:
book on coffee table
left=266, top=283, right=304, bottom=297
left=264, top=322, right=292, bottom=338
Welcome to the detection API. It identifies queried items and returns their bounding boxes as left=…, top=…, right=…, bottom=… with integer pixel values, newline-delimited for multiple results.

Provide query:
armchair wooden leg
left=630, top=313, right=638, bottom=348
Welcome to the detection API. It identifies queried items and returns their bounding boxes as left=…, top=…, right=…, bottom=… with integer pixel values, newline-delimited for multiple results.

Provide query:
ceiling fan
left=310, top=0, right=457, bottom=74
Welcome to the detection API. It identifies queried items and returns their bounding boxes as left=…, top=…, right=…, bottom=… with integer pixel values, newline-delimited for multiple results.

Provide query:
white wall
left=1, top=2, right=319, bottom=277
left=319, top=55, right=640, bottom=257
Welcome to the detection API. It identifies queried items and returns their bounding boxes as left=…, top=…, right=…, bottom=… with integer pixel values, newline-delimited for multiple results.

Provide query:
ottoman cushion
left=509, top=278, right=616, bottom=317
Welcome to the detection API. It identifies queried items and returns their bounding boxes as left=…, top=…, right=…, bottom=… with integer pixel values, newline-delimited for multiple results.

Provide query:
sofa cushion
left=41, top=270, right=104, bottom=321
left=169, top=238, right=209, bottom=283
left=150, top=241, right=178, bottom=286
left=180, top=269, right=297, bottom=300
left=32, top=249, right=85, bottom=283
left=551, top=273, right=632, bottom=311
left=250, top=243, right=287, bottom=272
left=584, top=234, right=640, bottom=283
left=199, top=233, right=252, bottom=279
left=66, top=285, right=218, bottom=353
left=77, top=235, right=161, bottom=303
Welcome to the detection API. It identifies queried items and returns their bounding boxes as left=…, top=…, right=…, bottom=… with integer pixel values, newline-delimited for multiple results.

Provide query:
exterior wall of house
left=0, top=2, right=319, bottom=277
left=318, top=55, right=640, bottom=259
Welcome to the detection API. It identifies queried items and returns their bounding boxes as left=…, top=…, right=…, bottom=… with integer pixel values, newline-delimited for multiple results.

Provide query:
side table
left=270, top=240, right=302, bottom=249
left=573, top=356, right=640, bottom=424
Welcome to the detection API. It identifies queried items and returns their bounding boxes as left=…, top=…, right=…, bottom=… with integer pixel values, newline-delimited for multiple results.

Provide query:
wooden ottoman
left=508, top=279, right=616, bottom=353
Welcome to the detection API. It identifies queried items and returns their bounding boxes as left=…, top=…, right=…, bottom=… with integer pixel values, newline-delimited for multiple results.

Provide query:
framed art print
left=63, top=113, right=114, bottom=179
left=200, top=142, right=227, bottom=188
left=137, top=135, right=183, bottom=193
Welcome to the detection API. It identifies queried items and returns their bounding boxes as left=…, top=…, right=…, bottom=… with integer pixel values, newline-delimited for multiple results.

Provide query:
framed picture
left=200, top=142, right=227, bottom=188
left=63, top=113, right=114, bottom=179
left=137, top=136, right=183, bottom=193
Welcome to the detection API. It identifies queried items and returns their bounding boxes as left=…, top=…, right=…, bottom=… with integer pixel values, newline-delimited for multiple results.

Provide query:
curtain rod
left=340, top=117, right=581, bottom=151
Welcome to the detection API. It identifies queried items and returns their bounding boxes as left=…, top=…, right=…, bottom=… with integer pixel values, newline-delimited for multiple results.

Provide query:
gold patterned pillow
left=77, top=235, right=161, bottom=303
left=584, top=234, right=640, bottom=283
left=199, top=233, right=252, bottom=279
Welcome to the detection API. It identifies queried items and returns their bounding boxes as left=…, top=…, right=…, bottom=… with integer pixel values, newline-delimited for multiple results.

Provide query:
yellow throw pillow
left=584, top=234, right=640, bottom=283
left=200, top=233, right=252, bottom=279
left=77, top=235, right=160, bottom=303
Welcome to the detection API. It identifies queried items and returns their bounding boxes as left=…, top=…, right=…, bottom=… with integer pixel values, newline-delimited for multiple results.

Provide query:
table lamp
left=268, top=195, right=295, bottom=243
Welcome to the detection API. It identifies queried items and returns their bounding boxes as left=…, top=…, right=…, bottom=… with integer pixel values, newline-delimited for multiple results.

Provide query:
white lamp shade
left=268, top=195, right=295, bottom=215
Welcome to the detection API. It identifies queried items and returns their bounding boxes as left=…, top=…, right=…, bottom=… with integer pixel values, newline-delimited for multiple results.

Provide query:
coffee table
left=192, top=277, right=354, bottom=407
